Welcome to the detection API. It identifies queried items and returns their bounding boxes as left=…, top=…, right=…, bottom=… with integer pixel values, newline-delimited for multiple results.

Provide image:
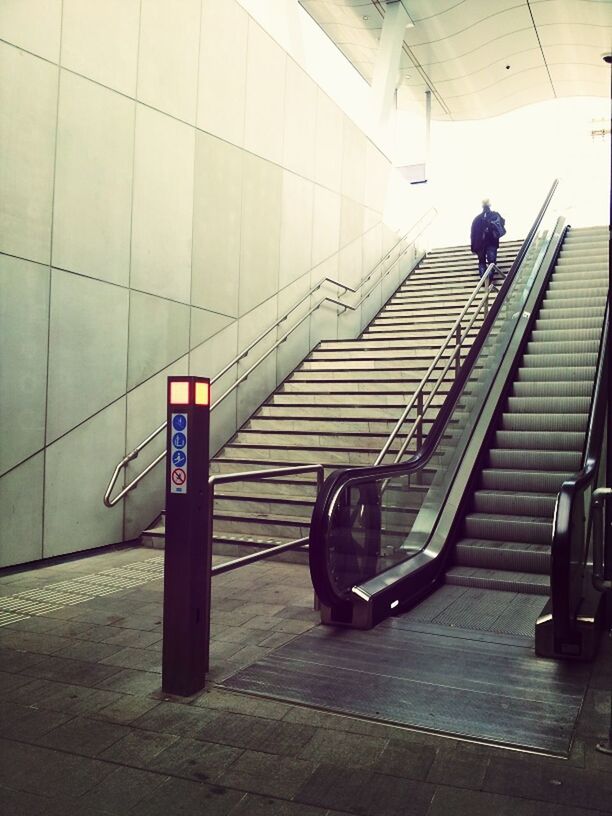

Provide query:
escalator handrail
left=309, top=179, right=560, bottom=606
left=551, top=297, right=609, bottom=637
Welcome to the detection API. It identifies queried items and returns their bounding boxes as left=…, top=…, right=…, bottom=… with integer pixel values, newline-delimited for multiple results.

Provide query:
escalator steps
left=451, top=226, right=607, bottom=596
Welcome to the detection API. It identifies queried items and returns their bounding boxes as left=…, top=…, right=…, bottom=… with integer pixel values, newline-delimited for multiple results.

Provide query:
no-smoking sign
left=170, top=413, right=188, bottom=494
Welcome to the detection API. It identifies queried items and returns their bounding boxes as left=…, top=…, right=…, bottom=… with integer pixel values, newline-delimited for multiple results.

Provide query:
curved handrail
left=104, top=207, right=437, bottom=507
left=551, top=299, right=609, bottom=647
left=374, top=265, right=498, bottom=466
left=309, top=179, right=560, bottom=608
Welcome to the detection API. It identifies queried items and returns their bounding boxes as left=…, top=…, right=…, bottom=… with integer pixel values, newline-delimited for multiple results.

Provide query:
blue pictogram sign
left=172, top=450, right=186, bottom=467
left=172, top=431, right=187, bottom=449
left=172, top=414, right=187, bottom=431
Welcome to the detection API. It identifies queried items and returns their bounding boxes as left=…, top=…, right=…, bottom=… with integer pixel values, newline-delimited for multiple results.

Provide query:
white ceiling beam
left=370, top=1, right=414, bottom=127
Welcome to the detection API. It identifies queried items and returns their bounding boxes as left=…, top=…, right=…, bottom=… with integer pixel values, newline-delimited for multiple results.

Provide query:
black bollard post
left=162, top=376, right=212, bottom=696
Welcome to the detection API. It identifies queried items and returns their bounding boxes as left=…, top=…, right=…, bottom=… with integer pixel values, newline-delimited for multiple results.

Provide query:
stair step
left=454, top=539, right=551, bottom=573
left=507, top=395, right=591, bottom=413
left=511, top=380, right=592, bottom=398
left=472, top=490, right=556, bottom=518
left=521, top=351, right=597, bottom=369
left=500, top=412, right=587, bottom=432
left=525, top=339, right=599, bottom=355
left=488, top=447, right=581, bottom=472
left=480, top=468, right=567, bottom=493
left=215, top=492, right=314, bottom=518
left=494, top=430, right=584, bottom=451
left=235, top=429, right=412, bottom=452
left=516, top=365, right=595, bottom=383
left=445, top=566, right=550, bottom=595
left=464, top=512, right=552, bottom=545
left=534, top=316, right=604, bottom=331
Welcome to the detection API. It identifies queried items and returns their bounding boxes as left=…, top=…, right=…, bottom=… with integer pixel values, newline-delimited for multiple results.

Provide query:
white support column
left=371, top=1, right=412, bottom=128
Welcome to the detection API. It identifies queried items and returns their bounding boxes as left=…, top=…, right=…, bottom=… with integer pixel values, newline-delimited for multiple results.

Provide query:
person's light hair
left=482, top=198, right=491, bottom=208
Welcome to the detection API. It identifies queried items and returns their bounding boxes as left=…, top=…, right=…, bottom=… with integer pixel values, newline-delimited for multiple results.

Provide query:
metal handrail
left=374, top=265, right=499, bottom=466
left=103, top=207, right=437, bottom=507
left=209, top=464, right=325, bottom=576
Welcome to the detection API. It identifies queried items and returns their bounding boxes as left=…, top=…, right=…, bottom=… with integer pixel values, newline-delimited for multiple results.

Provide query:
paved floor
left=0, top=546, right=611, bottom=816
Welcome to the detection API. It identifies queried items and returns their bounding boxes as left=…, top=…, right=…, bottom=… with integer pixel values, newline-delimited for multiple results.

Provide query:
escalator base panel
left=221, top=613, right=590, bottom=756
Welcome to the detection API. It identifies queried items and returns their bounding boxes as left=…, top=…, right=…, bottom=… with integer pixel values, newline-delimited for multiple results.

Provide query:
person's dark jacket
left=471, top=208, right=505, bottom=253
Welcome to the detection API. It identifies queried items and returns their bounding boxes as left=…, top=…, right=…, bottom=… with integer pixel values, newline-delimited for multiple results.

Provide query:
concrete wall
left=0, top=0, right=412, bottom=568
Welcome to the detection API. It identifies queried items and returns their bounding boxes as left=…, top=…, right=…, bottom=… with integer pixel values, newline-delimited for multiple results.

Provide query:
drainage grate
left=0, top=555, right=164, bottom=628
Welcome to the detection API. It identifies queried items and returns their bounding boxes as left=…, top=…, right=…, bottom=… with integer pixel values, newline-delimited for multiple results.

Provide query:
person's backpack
left=489, top=213, right=506, bottom=239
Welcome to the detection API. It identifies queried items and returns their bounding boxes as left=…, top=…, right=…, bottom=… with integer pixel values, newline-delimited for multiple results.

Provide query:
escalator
left=308, top=217, right=608, bottom=659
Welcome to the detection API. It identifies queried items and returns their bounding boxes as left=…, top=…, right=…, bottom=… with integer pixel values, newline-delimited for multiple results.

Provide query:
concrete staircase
left=143, top=239, right=523, bottom=555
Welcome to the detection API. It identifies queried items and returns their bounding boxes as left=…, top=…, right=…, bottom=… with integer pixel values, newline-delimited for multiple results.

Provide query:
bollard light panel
left=195, top=381, right=210, bottom=406
left=170, top=380, right=190, bottom=405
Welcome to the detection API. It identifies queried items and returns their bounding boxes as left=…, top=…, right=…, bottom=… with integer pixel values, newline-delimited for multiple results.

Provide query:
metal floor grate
left=0, top=556, right=164, bottom=627
left=222, top=616, right=590, bottom=755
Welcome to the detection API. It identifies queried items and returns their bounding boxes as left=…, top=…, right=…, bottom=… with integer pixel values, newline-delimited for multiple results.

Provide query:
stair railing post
left=454, top=325, right=461, bottom=380
left=415, top=391, right=424, bottom=485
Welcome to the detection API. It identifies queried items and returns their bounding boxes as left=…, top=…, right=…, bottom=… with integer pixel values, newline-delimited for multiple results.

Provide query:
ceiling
left=298, top=0, right=612, bottom=120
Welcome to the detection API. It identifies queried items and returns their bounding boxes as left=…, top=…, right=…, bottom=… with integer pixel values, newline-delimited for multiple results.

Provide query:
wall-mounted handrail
left=103, top=207, right=437, bottom=507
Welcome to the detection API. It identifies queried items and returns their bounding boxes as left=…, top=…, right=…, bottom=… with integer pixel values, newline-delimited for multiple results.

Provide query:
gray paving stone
left=227, top=793, right=331, bottom=816
left=146, top=736, right=242, bottom=782
left=193, top=688, right=293, bottom=720
left=90, top=693, right=160, bottom=724
left=359, top=772, right=435, bottom=816
left=197, top=710, right=317, bottom=756
left=101, top=628, right=162, bottom=649
left=426, top=786, right=605, bottom=816
left=0, top=669, right=37, bottom=694
left=62, top=609, right=126, bottom=627
left=294, top=764, right=374, bottom=812
left=95, top=667, right=161, bottom=696
left=98, top=729, right=179, bottom=766
left=0, top=647, right=46, bottom=674
left=374, top=738, right=437, bottom=781
left=54, top=639, right=124, bottom=662
left=67, top=624, right=125, bottom=643
left=34, top=715, right=131, bottom=757
left=0, top=701, right=72, bottom=741
left=100, top=646, right=162, bottom=673
left=299, top=728, right=387, bottom=767
left=76, top=766, right=169, bottom=815
left=0, top=630, right=73, bottom=656
left=0, top=785, right=53, bottom=816
left=4, top=616, right=70, bottom=635
left=111, top=615, right=162, bottom=632
left=0, top=738, right=115, bottom=798
left=6, top=678, right=122, bottom=716
left=132, top=700, right=218, bottom=736
left=256, top=631, right=298, bottom=648
left=546, top=764, right=612, bottom=813
left=427, top=750, right=489, bottom=789
left=483, top=755, right=591, bottom=806
left=282, top=706, right=359, bottom=732
left=236, top=603, right=289, bottom=617
left=130, top=776, right=245, bottom=816
left=210, top=639, right=253, bottom=660
left=210, top=627, right=270, bottom=645
left=43, top=620, right=99, bottom=638
left=20, top=654, right=122, bottom=687
left=219, top=749, right=317, bottom=798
